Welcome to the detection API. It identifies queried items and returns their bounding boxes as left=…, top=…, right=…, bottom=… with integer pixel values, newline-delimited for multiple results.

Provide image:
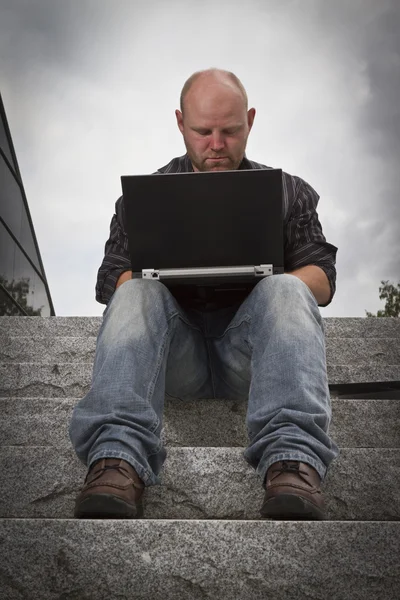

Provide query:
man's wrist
left=285, top=265, right=331, bottom=305
left=116, top=270, right=132, bottom=289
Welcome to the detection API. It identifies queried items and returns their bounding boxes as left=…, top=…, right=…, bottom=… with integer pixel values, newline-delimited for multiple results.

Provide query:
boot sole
left=260, top=493, right=326, bottom=520
left=74, top=493, right=143, bottom=519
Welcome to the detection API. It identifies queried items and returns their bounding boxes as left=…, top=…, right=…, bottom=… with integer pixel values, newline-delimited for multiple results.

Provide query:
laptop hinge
left=142, top=264, right=273, bottom=280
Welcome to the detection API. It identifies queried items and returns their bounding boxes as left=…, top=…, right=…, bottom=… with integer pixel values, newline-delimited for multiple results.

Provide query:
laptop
left=121, top=168, right=284, bottom=300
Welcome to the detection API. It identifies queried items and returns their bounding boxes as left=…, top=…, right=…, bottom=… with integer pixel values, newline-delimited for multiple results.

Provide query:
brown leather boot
left=260, top=460, right=326, bottom=520
left=74, top=458, right=145, bottom=518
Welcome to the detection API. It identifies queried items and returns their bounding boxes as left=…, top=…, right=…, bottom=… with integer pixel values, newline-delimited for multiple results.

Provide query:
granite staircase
left=0, top=316, right=399, bottom=599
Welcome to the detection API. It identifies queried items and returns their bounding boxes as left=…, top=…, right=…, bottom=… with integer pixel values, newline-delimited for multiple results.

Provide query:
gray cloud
left=0, top=0, right=142, bottom=82
left=1, top=0, right=84, bottom=74
left=356, top=3, right=400, bottom=279
left=318, top=1, right=400, bottom=277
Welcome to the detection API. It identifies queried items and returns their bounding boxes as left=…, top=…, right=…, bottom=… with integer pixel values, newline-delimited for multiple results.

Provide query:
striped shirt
left=96, top=153, right=338, bottom=310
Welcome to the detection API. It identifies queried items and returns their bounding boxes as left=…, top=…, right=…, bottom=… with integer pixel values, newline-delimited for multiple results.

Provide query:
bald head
left=180, top=68, right=248, bottom=117
left=176, top=68, right=255, bottom=172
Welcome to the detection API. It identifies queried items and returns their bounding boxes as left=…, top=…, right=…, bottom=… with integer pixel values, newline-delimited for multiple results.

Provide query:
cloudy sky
left=1, top=0, right=399, bottom=317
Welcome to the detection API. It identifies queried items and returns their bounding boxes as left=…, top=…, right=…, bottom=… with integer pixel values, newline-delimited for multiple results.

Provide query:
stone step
left=0, top=519, right=398, bottom=600
left=1, top=446, right=399, bottom=521
left=1, top=397, right=399, bottom=449
left=1, top=362, right=400, bottom=398
left=1, top=315, right=400, bottom=338
left=1, top=335, right=399, bottom=366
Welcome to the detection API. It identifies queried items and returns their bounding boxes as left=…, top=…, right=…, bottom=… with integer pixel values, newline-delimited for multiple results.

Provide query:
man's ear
left=247, top=108, right=256, bottom=133
left=175, top=109, right=184, bottom=134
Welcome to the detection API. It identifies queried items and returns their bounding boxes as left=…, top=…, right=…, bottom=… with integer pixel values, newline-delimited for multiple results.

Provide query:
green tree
left=365, top=280, right=400, bottom=317
left=0, top=275, right=43, bottom=316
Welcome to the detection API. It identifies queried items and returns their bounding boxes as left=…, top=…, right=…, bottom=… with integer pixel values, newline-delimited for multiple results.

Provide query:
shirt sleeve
left=284, top=177, right=338, bottom=307
left=95, top=196, right=132, bottom=305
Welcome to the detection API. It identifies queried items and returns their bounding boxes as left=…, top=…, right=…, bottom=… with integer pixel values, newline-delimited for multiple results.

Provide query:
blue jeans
left=69, top=275, right=339, bottom=487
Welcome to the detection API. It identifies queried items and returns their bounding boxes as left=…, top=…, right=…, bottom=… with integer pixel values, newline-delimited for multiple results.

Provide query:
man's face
left=176, top=80, right=255, bottom=172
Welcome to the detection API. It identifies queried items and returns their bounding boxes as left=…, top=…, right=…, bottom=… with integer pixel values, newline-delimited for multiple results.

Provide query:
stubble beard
left=190, top=153, right=243, bottom=172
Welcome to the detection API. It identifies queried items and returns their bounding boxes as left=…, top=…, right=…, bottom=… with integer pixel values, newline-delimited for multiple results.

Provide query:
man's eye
left=196, top=129, right=237, bottom=135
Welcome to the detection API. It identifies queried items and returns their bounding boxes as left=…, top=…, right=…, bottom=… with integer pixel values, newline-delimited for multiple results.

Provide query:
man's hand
left=116, top=270, right=132, bottom=290
left=285, top=265, right=331, bottom=305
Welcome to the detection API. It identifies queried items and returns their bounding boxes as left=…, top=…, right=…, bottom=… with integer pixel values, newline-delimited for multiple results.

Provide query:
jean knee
left=114, top=278, right=164, bottom=299
left=258, top=273, right=315, bottom=305
left=106, top=279, right=175, bottom=314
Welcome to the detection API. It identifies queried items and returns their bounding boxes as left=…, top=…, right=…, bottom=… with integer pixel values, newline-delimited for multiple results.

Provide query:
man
left=69, top=68, right=339, bottom=520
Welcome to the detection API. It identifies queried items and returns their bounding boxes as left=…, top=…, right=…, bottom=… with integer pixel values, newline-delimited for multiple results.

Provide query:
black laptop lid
left=121, top=168, right=283, bottom=288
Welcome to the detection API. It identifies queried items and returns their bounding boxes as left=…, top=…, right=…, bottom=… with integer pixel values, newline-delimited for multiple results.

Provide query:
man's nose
left=210, top=134, right=225, bottom=151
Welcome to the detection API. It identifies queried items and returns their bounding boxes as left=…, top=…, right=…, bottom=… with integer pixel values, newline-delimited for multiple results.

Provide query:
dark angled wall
left=0, top=93, right=54, bottom=316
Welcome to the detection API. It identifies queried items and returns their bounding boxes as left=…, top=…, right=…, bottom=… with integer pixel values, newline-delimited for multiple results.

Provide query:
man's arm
left=284, top=176, right=338, bottom=307
left=96, top=196, right=132, bottom=305
left=116, top=265, right=331, bottom=302
left=285, top=265, right=331, bottom=306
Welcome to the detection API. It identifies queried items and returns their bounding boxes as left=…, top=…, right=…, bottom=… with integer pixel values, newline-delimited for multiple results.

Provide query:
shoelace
left=85, top=462, right=131, bottom=485
left=270, top=461, right=311, bottom=485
